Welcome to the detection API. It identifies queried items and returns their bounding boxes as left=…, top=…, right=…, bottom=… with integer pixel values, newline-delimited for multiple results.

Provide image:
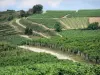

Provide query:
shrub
left=87, top=22, right=99, bottom=30
left=54, top=22, right=62, bottom=32
left=25, top=27, right=33, bottom=35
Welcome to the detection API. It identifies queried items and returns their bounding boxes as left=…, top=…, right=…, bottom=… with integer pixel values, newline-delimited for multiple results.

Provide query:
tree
left=25, top=27, right=33, bottom=35
left=27, top=8, right=33, bottom=15
left=54, top=22, right=62, bottom=32
left=87, top=22, right=99, bottom=30
left=33, top=4, right=43, bottom=14
left=20, top=10, right=26, bottom=17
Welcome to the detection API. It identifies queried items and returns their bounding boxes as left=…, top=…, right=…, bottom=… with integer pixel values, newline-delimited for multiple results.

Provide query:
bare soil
left=89, top=17, right=100, bottom=24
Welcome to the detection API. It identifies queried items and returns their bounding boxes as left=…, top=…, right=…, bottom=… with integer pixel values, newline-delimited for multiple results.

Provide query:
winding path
left=27, top=19, right=54, bottom=30
left=9, top=20, right=22, bottom=32
left=19, top=46, right=76, bottom=62
left=16, top=19, right=50, bottom=39
left=26, top=18, right=63, bottom=37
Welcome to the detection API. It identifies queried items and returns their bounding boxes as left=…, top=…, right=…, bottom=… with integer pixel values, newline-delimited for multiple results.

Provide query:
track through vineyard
left=19, top=45, right=76, bottom=62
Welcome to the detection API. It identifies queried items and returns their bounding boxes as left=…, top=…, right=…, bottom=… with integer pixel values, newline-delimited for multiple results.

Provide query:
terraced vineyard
left=11, top=20, right=25, bottom=32
left=60, top=17, right=89, bottom=29
left=27, top=18, right=59, bottom=29
left=19, top=19, right=57, bottom=36
left=0, top=10, right=18, bottom=22
left=0, top=24, right=17, bottom=36
left=0, top=23, right=29, bottom=45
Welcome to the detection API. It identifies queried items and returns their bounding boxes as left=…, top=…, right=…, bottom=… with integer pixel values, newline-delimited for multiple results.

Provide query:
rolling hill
left=0, top=9, right=100, bottom=75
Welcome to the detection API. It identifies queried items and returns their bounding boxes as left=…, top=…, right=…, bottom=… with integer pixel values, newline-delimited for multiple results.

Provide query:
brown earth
left=89, top=17, right=100, bottom=24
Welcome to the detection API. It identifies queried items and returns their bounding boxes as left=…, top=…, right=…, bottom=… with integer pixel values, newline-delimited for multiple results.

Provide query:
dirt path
left=26, top=18, right=63, bottom=37
left=16, top=19, right=50, bottom=39
left=9, top=20, right=22, bottom=32
left=62, top=14, right=70, bottom=18
left=29, top=21, right=63, bottom=37
left=20, top=35, right=32, bottom=40
left=19, top=46, right=76, bottom=62
left=26, top=19, right=54, bottom=30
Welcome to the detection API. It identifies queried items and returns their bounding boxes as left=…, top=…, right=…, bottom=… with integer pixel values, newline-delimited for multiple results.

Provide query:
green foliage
left=70, top=9, right=100, bottom=17
left=0, top=11, right=18, bottom=22
left=93, top=65, right=100, bottom=75
left=30, top=9, right=100, bottom=18
left=25, top=27, right=33, bottom=35
left=27, top=18, right=59, bottom=28
left=0, top=42, right=16, bottom=52
left=0, top=43, right=100, bottom=75
left=1, top=8, right=100, bottom=75
left=0, top=62, right=99, bottom=75
left=23, top=30, right=100, bottom=63
left=30, top=10, right=76, bottom=18
left=0, top=24, right=17, bottom=36
left=33, top=4, right=43, bottom=14
left=54, top=22, right=62, bottom=32
left=87, top=22, right=99, bottom=30
left=20, top=19, right=56, bottom=36
left=0, top=43, right=58, bottom=66
left=0, top=35, right=29, bottom=45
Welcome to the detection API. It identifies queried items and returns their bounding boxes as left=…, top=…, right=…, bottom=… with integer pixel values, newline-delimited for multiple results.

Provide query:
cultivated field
left=89, top=17, right=100, bottom=24
left=30, top=10, right=76, bottom=18
left=60, top=17, right=89, bottom=29
left=70, top=9, right=100, bottom=17
left=27, top=18, right=59, bottom=29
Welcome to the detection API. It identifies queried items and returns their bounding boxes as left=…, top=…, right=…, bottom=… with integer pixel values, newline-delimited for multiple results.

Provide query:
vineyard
left=22, top=29, right=100, bottom=64
left=30, top=10, right=76, bottom=18
left=60, top=17, right=89, bottom=29
left=70, top=9, right=100, bottom=17
left=0, top=22, right=29, bottom=45
left=29, top=9, right=100, bottom=18
left=0, top=43, right=100, bottom=75
left=0, top=10, right=18, bottom=22
left=27, top=18, right=59, bottom=29
left=19, top=18, right=58, bottom=37
left=0, top=24, right=17, bottom=36
left=0, top=8, right=100, bottom=75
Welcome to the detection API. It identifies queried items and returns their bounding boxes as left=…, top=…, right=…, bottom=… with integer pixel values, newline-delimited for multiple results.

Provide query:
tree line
left=19, top=4, right=43, bottom=17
